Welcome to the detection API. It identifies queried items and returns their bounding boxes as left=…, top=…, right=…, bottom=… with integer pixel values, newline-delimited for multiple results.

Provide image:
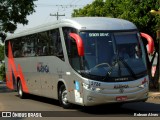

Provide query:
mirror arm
left=69, top=33, right=84, bottom=56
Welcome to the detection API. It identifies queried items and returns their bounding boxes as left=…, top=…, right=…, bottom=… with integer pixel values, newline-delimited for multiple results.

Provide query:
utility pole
left=50, top=12, right=65, bottom=20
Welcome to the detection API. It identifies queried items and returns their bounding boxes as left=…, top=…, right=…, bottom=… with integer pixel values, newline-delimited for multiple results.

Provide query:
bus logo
left=114, top=84, right=129, bottom=89
left=119, top=88, right=124, bottom=93
left=114, top=84, right=129, bottom=93
left=37, top=62, right=49, bottom=73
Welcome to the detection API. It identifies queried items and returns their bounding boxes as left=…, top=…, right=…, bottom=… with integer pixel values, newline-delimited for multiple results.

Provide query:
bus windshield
left=78, top=31, right=147, bottom=82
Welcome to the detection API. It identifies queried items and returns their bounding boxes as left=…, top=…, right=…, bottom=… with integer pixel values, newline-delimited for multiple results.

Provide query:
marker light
left=139, top=78, right=148, bottom=88
left=142, top=78, right=147, bottom=84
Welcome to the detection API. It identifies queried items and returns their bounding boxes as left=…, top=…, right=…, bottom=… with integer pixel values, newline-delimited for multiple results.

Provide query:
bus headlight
left=83, top=83, right=102, bottom=92
left=83, top=83, right=90, bottom=89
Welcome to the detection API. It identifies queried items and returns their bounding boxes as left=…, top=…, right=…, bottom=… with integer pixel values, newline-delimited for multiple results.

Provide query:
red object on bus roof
left=140, top=32, right=154, bottom=54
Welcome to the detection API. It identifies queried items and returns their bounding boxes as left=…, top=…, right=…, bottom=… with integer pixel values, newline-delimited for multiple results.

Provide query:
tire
left=141, top=98, right=148, bottom=102
left=17, top=80, right=26, bottom=99
left=58, top=84, right=72, bottom=109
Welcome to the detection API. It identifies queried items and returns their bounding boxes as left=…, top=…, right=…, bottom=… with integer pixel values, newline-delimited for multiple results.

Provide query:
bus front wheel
left=58, top=84, right=72, bottom=109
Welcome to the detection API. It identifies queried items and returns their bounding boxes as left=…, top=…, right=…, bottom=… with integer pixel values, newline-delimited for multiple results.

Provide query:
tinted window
left=5, top=29, right=64, bottom=61
left=12, top=38, right=23, bottom=57
left=62, top=27, right=80, bottom=70
left=50, top=29, right=64, bottom=60
left=21, top=35, right=36, bottom=57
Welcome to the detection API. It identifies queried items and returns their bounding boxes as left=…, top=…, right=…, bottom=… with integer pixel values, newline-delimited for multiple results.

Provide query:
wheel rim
left=18, top=82, right=22, bottom=96
left=61, top=90, right=68, bottom=105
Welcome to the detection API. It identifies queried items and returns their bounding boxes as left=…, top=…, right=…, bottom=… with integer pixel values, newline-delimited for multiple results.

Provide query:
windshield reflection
left=78, top=31, right=147, bottom=82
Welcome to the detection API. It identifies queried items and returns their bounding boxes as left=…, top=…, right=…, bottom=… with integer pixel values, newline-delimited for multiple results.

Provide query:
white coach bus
left=5, top=17, right=154, bottom=108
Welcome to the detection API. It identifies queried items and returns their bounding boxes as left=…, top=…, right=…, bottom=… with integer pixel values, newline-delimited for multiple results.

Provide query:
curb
left=148, top=92, right=160, bottom=99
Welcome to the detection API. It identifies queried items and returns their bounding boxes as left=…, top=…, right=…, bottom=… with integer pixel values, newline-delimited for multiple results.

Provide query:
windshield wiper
left=103, top=53, right=120, bottom=81
left=103, top=61, right=117, bottom=81
left=118, top=58, right=137, bottom=79
left=103, top=56, right=137, bottom=81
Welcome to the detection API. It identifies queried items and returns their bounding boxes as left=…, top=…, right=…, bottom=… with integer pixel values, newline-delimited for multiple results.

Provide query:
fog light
left=95, top=87, right=101, bottom=92
left=139, top=84, right=145, bottom=88
left=87, top=96, right=93, bottom=101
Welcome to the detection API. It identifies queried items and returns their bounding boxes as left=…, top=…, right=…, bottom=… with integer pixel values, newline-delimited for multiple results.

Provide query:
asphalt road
left=0, top=82, right=160, bottom=119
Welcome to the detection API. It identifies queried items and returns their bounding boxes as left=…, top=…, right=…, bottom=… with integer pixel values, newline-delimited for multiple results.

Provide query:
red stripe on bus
left=6, top=41, right=16, bottom=89
left=6, top=71, right=14, bottom=90
left=7, top=41, right=29, bottom=93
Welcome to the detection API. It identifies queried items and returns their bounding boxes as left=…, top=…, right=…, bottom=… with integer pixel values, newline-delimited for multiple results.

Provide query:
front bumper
left=83, top=84, right=148, bottom=106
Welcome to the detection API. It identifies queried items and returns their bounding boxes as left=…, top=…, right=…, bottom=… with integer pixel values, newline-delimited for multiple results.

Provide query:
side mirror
left=69, top=33, right=84, bottom=56
left=140, top=32, right=154, bottom=54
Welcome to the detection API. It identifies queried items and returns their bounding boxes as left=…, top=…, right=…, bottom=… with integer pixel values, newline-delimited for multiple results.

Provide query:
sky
left=16, top=0, right=94, bottom=33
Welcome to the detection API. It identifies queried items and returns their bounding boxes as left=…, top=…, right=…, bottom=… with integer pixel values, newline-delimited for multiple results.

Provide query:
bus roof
left=61, top=17, right=137, bottom=30
left=6, top=17, right=137, bottom=40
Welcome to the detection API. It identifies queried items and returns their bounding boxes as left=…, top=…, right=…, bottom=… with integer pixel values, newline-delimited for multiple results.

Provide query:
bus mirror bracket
left=140, top=32, right=154, bottom=54
left=69, top=33, right=84, bottom=56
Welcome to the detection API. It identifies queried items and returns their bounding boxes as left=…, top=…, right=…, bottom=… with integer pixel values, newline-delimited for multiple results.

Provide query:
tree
left=0, top=45, right=4, bottom=61
left=0, top=63, right=5, bottom=81
left=0, top=44, right=5, bottom=81
left=0, top=0, right=37, bottom=42
left=0, top=44, right=4, bottom=81
left=72, top=0, right=160, bottom=89
left=72, top=0, right=159, bottom=37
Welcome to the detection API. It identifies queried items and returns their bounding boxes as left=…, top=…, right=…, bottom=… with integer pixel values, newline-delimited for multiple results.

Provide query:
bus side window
left=62, top=27, right=77, bottom=56
left=37, top=32, right=49, bottom=56
left=12, top=38, right=23, bottom=58
left=50, top=29, right=64, bottom=61
left=62, top=27, right=80, bottom=70
left=21, top=35, right=36, bottom=57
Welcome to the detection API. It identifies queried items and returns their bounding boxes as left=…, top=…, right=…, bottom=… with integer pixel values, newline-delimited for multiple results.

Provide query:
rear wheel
left=58, top=84, right=72, bottom=109
left=17, top=80, right=26, bottom=99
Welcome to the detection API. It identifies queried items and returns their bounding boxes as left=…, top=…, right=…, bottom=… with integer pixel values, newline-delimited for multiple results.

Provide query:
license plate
left=116, top=96, right=128, bottom=101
